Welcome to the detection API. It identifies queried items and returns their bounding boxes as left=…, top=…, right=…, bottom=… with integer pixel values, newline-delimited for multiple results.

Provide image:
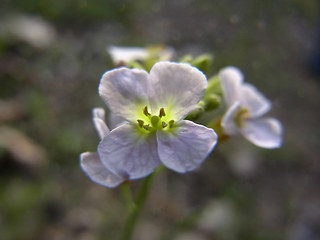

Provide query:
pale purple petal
left=99, top=67, right=149, bottom=121
left=239, top=83, right=271, bottom=117
left=241, top=118, right=283, bottom=149
left=98, top=123, right=161, bottom=179
left=80, top=152, right=124, bottom=188
left=221, top=102, right=241, bottom=135
left=108, top=113, right=127, bottom=130
left=92, top=108, right=109, bottom=140
left=219, top=66, right=244, bottom=106
left=93, top=107, right=106, bottom=120
left=157, top=120, right=217, bottom=173
left=148, top=62, right=207, bottom=120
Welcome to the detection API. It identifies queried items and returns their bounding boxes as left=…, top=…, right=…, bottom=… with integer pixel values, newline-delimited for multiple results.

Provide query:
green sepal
left=179, top=55, right=193, bottom=64
left=179, top=54, right=213, bottom=75
left=126, top=61, right=145, bottom=69
left=202, top=93, right=221, bottom=111
left=185, top=103, right=205, bottom=121
left=143, top=57, right=158, bottom=72
left=144, top=45, right=170, bottom=72
left=206, top=75, right=222, bottom=95
left=191, top=54, right=213, bottom=75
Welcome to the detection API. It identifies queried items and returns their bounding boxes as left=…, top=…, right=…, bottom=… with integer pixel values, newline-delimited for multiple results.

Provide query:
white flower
left=107, top=46, right=174, bottom=64
left=97, top=61, right=218, bottom=180
left=219, top=66, right=282, bottom=148
left=80, top=108, right=124, bottom=188
left=107, top=46, right=148, bottom=64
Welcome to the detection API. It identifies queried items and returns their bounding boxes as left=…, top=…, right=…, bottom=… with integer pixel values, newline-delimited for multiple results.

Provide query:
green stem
left=120, top=183, right=136, bottom=212
left=120, top=174, right=154, bottom=240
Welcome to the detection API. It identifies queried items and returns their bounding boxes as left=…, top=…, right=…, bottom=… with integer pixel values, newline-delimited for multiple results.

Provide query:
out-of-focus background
left=1, top=0, right=319, bottom=240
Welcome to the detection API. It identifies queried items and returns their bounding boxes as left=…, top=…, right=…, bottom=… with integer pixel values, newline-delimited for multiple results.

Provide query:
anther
left=162, top=122, right=168, bottom=128
left=168, top=120, right=175, bottom=128
left=143, top=106, right=151, bottom=116
left=143, top=124, right=150, bottom=130
left=159, top=108, right=166, bottom=118
left=137, top=120, right=144, bottom=128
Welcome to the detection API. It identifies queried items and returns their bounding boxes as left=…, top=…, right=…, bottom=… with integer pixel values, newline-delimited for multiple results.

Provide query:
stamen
left=159, top=108, right=166, bottom=118
left=168, top=120, right=175, bottom=128
left=137, top=119, right=144, bottom=128
left=143, top=106, right=151, bottom=116
left=234, top=108, right=249, bottom=127
left=143, top=124, right=150, bottom=130
left=162, top=122, right=168, bottom=128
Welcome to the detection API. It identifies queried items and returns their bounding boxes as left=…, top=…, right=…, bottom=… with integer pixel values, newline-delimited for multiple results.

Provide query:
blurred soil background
left=0, top=0, right=320, bottom=240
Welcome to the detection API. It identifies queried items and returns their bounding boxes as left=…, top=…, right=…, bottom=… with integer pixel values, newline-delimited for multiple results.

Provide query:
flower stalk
left=120, top=174, right=154, bottom=240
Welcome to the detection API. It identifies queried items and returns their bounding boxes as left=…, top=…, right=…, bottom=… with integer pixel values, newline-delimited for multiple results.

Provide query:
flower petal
left=107, top=46, right=148, bottom=64
left=98, top=123, right=161, bottom=179
left=80, top=152, right=124, bottom=188
left=157, top=120, right=217, bottom=173
left=221, top=102, right=241, bottom=135
left=241, top=118, right=283, bottom=148
left=148, top=61, right=207, bottom=120
left=240, top=83, right=271, bottom=117
left=99, top=67, right=149, bottom=121
left=219, top=66, right=244, bottom=106
left=93, top=107, right=106, bottom=120
left=92, top=108, right=109, bottom=140
left=108, top=113, right=127, bottom=130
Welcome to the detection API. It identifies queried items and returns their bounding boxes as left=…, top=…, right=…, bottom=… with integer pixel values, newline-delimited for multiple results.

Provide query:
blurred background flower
left=0, top=0, right=319, bottom=240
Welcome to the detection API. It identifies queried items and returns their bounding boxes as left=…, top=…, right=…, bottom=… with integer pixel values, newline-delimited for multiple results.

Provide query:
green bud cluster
left=179, top=54, right=213, bottom=76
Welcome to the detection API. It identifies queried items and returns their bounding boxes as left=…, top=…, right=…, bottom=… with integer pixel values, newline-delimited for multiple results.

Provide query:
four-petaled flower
left=81, top=61, right=218, bottom=187
left=219, top=66, right=282, bottom=148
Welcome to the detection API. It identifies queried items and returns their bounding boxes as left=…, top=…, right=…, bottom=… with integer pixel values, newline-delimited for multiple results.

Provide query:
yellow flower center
left=234, top=107, right=250, bottom=127
left=136, top=106, right=175, bottom=133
